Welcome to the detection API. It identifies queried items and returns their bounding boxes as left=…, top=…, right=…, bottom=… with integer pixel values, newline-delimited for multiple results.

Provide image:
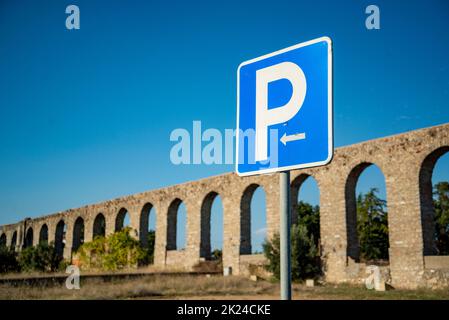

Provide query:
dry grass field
left=0, top=274, right=449, bottom=300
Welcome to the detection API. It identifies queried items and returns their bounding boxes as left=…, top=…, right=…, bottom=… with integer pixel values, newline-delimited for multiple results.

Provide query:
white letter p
left=255, top=62, right=306, bottom=161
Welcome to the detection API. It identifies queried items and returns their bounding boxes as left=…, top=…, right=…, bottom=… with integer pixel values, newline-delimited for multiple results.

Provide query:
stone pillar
left=264, top=175, right=280, bottom=241
left=154, top=201, right=168, bottom=267
left=47, top=221, right=56, bottom=245
left=185, top=199, right=201, bottom=269
left=84, top=218, right=94, bottom=243
left=105, top=211, right=116, bottom=237
left=32, top=225, right=39, bottom=247
left=222, top=194, right=241, bottom=275
left=64, top=221, right=73, bottom=261
left=319, top=174, right=349, bottom=283
left=129, top=207, right=140, bottom=240
left=386, top=166, right=425, bottom=289
left=18, top=223, right=24, bottom=251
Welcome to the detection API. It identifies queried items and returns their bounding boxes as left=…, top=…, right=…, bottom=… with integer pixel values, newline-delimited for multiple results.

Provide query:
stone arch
left=166, top=198, right=184, bottom=250
left=140, top=203, right=156, bottom=248
left=93, top=213, right=106, bottom=238
left=345, top=162, right=389, bottom=262
left=419, top=146, right=449, bottom=255
left=24, top=227, right=33, bottom=248
left=39, top=224, right=49, bottom=245
left=115, top=208, right=130, bottom=232
left=240, top=184, right=266, bottom=255
left=291, top=173, right=320, bottom=226
left=10, top=231, right=17, bottom=251
left=55, top=220, right=66, bottom=257
left=0, top=233, right=6, bottom=248
left=200, top=191, right=222, bottom=259
left=73, top=217, right=85, bottom=252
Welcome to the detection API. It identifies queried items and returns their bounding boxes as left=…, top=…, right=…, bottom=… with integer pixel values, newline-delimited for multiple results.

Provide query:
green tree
left=17, top=243, right=62, bottom=272
left=0, top=246, right=19, bottom=274
left=263, top=201, right=321, bottom=281
left=356, top=188, right=389, bottom=261
left=297, top=201, right=320, bottom=243
left=211, top=249, right=222, bottom=261
left=291, top=223, right=320, bottom=280
left=433, top=182, right=449, bottom=255
left=77, top=227, right=147, bottom=271
left=263, top=233, right=280, bottom=278
left=141, top=230, right=156, bottom=265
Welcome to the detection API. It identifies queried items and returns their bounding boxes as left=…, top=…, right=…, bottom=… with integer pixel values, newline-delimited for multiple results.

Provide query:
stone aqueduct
left=2, top=123, right=449, bottom=289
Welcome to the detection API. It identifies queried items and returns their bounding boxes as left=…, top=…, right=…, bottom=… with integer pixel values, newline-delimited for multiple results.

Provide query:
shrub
left=291, top=224, right=320, bottom=280
left=17, top=243, right=62, bottom=272
left=0, top=246, right=19, bottom=273
left=77, top=227, right=147, bottom=271
left=58, top=259, right=72, bottom=272
left=263, top=201, right=321, bottom=281
left=143, top=230, right=156, bottom=265
left=262, top=233, right=281, bottom=278
left=211, top=249, right=222, bottom=261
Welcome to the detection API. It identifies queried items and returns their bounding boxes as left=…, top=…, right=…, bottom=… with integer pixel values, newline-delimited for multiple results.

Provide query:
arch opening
left=93, top=213, right=106, bottom=238
left=24, top=227, right=33, bottom=248
left=420, top=146, right=449, bottom=256
left=139, top=202, right=156, bottom=248
left=10, top=231, right=17, bottom=251
left=0, top=233, right=6, bottom=248
left=345, top=162, right=389, bottom=264
left=73, top=217, right=85, bottom=252
left=291, top=174, right=320, bottom=225
left=290, top=174, right=321, bottom=275
left=39, top=224, right=48, bottom=245
left=166, top=199, right=186, bottom=251
left=140, top=203, right=156, bottom=264
left=115, top=208, right=130, bottom=232
left=200, top=192, right=223, bottom=260
left=55, top=220, right=66, bottom=257
left=240, top=184, right=266, bottom=255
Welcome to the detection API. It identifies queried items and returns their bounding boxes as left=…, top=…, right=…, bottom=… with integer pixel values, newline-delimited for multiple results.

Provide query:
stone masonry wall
left=1, top=123, right=449, bottom=289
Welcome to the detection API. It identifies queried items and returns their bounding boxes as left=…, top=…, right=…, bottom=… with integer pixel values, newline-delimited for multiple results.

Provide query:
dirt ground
left=0, top=274, right=448, bottom=300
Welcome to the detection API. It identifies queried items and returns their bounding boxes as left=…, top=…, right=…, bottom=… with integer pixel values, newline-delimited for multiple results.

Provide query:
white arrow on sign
left=280, top=132, right=306, bottom=146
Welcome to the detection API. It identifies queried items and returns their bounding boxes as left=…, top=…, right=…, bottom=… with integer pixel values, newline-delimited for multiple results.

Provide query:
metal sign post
left=236, top=37, right=333, bottom=301
left=280, top=171, right=291, bottom=300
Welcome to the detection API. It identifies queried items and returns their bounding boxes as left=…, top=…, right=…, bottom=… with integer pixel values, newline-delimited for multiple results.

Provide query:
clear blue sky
left=1, top=0, right=449, bottom=251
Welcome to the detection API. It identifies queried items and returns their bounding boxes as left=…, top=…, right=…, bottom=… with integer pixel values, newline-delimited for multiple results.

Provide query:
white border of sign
left=235, top=36, right=333, bottom=176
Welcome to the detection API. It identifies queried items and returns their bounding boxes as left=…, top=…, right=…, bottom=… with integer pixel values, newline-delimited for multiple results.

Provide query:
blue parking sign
left=236, top=37, right=333, bottom=176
